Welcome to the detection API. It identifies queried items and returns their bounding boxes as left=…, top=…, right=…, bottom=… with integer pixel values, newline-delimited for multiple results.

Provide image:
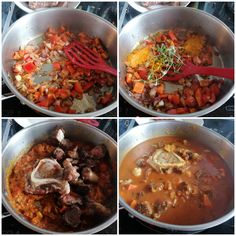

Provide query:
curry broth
left=120, top=136, right=233, bottom=225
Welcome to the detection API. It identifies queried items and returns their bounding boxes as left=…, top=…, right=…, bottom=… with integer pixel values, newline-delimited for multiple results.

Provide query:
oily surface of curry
left=120, top=136, right=233, bottom=225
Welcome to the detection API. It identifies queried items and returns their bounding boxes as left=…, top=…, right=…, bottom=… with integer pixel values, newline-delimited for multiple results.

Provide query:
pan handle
left=1, top=92, right=16, bottom=101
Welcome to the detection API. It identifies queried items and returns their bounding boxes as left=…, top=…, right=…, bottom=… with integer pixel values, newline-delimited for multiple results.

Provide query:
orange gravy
left=120, top=136, right=233, bottom=225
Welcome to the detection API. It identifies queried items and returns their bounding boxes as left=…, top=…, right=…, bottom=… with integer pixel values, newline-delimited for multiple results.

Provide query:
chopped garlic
left=132, top=167, right=142, bottom=177
left=15, top=74, right=22, bottom=82
left=71, top=94, right=96, bottom=113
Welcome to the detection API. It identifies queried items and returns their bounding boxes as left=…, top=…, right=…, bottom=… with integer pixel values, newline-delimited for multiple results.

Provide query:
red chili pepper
left=67, top=65, right=75, bottom=74
left=195, top=88, right=203, bottom=107
left=56, top=89, right=70, bottom=99
left=74, top=81, right=83, bottom=94
left=67, top=108, right=76, bottom=114
left=137, top=67, right=148, bottom=80
left=53, top=62, right=61, bottom=71
left=82, top=82, right=93, bottom=91
left=99, top=92, right=113, bottom=105
left=168, top=31, right=177, bottom=42
left=23, top=62, right=36, bottom=73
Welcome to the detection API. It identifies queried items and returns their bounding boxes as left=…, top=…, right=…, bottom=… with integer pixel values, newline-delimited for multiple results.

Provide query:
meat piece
left=147, top=148, right=185, bottom=172
left=61, top=139, right=74, bottom=149
left=177, top=181, right=188, bottom=192
left=63, top=159, right=80, bottom=182
left=154, top=200, right=169, bottom=213
left=73, top=182, right=91, bottom=195
left=28, top=2, right=59, bottom=9
left=53, top=147, right=65, bottom=160
left=60, top=192, right=83, bottom=206
left=136, top=201, right=153, bottom=217
left=82, top=167, right=99, bottom=183
left=144, top=168, right=152, bottom=182
left=136, top=158, right=146, bottom=167
left=90, top=144, right=107, bottom=159
left=63, top=206, right=81, bottom=228
left=147, top=182, right=164, bottom=192
left=25, top=158, right=70, bottom=195
left=67, top=146, right=78, bottom=159
left=85, top=200, right=111, bottom=217
left=52, top=127, right=65, bottom=143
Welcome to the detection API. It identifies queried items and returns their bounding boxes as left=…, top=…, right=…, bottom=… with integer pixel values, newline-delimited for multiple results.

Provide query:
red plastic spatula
left=64, top=41, right=117, bottom=76
left=163, top=61, right=234, bottom=81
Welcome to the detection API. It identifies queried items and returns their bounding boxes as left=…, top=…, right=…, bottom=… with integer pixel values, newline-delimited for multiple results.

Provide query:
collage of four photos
left=1, top=1, right=235, bottom=235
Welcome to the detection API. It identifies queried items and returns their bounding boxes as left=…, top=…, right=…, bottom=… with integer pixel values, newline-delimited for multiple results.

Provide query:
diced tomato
left=37, top=99, right=49, bottom=107
left=67, top=108, right=76, bottom=114
left=67, top=65, right=75, bottom=74
left=156, top=35, right=162, bottom=43
left=53, top=62, right=61, bottom=71
left=126, top=73, right=132, bottom=84
left=70, top=90, right=77, bottom=97
left=185, top=96, right=196, bottom=107
left=161, top=34, right=167, bottom=41
left=144, top=40, right=154, bottom=45
left=61, top=34, right=69, bottom=42
left=201, top=87, right=211, bottom=105
left=47, top=94, right=55, bottom=105
left=195, top=88, right=203, bottom=107
left=23, top=62, right=36, bottom=73
left=183, top=87, right=194, bottom=97
left=39, top=85, right=46, bottom=94
left=209, top=91, right=216, bottom=103
left=156, top=83, right=165, bottom=95
left=137, top=67, right=148, bottom=80
left=210, top=83, right=220, bottom=96
left=167, top=107, right=188, bottom=114
left=176, top=107, right=189, bottom=114
left=199, top=79, right=210, bottom=87
left=48, top=87, right=57, bottom=93
left=74, top=81, right=83, bottom=94
left=189, top=108, right=197, bottom=113
left=99, top=92, right=113, bottom=105
left=54, top=105, right=64, bottom=113
left=34, top=92, right=40, bottom=101
left=168, top=31, right=177, bottom=42
left=48, top=34, right=59, bottom=44
left=82, top=82, right=93, bottom=91
left=168, top=93, right=180, bottom=105
left=133, top=82, right=145, bottom=94
left=57, top=89, right=70, bottom=99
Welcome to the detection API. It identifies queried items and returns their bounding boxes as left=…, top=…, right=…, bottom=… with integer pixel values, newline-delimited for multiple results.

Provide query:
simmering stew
left=120, top=136, right=233, bottom=225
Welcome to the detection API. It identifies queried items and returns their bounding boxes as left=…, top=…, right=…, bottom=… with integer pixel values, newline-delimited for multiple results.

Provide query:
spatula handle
left=192, top=66, right=234, bottom=80
left=99, top=65, right=117, bottom=76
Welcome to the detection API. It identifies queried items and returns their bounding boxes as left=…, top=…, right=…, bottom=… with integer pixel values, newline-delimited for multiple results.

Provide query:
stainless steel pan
left=2, top=120, right=117, bottom=233
left=2, top=8, right=117, bottom=117
left=119, top=121, right=234, bottom=231
left=119, top=7, right=234, bottom=117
